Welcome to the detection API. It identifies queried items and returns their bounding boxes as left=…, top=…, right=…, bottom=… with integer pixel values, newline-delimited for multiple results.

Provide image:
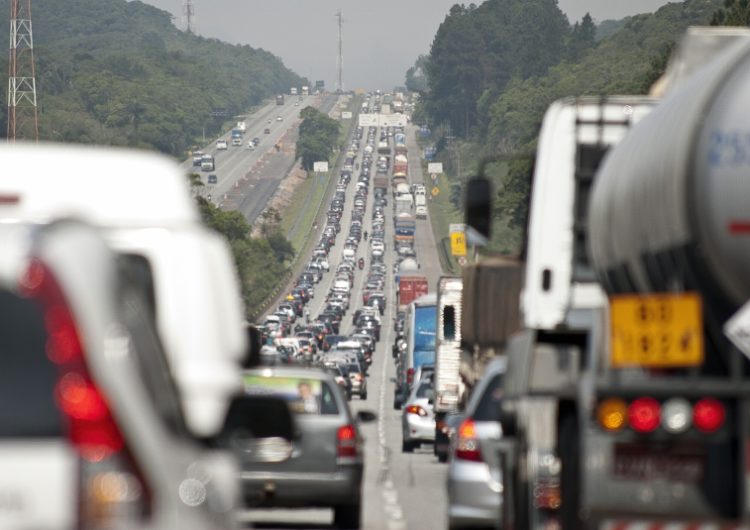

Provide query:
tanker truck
left=468, top=30, right=750, bottom=530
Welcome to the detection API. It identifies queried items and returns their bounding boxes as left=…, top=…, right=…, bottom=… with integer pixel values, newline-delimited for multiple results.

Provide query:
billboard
left=313, top=161, right=329, bottom=173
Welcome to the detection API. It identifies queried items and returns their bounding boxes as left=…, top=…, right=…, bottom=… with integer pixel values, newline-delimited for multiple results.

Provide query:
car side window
left=321, top=383, right=339, bottom=415
left=473, top=374, right=505, bottom=422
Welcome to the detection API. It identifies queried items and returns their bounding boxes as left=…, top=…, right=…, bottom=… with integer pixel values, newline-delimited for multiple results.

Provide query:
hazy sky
left=139, top=0, right=672, bottom=89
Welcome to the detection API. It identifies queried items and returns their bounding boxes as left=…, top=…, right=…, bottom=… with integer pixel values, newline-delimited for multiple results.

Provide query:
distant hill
left=596, top=18, right=630, bottom=41
left=0, top=0, right=304, bottom=155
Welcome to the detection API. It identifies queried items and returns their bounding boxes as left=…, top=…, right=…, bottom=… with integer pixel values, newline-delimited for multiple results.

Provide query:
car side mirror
left=465, top=176, right=493, bottom=242
left=497, top=405, right=517, bottom=437
left=356, top=410, right=377, bottom=423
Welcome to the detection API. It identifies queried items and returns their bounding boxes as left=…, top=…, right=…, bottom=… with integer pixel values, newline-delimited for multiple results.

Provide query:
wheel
left=402, top=439, right=414, bottom=453
left=361, top=392, right=368, bottom=400
left=333, top=503, right=361, bottom=529
left=438, top=451, right=448, bottom=463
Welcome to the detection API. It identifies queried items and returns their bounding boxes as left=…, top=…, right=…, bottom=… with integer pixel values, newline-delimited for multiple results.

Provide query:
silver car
left=447, top=356, right=507, bottom=529
left=234, top=366, right=374, bottom=529
left=401, top=373, right=436, bottom=452
left=0, top=221, right=238, bottom=530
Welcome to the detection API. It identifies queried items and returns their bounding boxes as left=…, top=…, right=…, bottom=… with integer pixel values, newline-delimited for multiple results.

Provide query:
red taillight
left=455, top=418, right=482, bottom=462
left=628, top=397, right=661, bottom=433
left=406, top=368, right=414, bottom=385
left=337, top=424, right=358, bottom=458
left=21, top=260, right=126, bottom=460
left=694, top=398, right=725, bottom=433
left=405, top=404, right=427, bottom=417
left=20, top=259, right=151, bottom=522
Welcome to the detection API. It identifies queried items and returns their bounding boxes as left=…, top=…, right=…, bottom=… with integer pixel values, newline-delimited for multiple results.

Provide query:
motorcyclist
left=364, top=230, right=368, bottom=241
left=358, top=257, right=365, bottom=270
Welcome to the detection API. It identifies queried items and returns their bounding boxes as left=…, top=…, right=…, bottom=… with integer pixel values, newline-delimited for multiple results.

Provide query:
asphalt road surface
left=238, top=122, right=448, bottom=529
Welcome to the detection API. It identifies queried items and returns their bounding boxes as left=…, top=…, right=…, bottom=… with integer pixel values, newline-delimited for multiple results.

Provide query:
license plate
left=610, top=293, right=704, bottom=368
left=614, top=444, right=704, bottom=483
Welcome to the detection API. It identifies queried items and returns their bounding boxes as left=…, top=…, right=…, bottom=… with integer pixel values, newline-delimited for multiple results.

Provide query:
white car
left=216, top=139, right=228, bottom=150
left=276, top=115, right=283, bottom=121
left=247, top=141, right=255, bottom=150
left=416, top=205, right=428, bottom=219
left=371, top=240, right=385, bottom=252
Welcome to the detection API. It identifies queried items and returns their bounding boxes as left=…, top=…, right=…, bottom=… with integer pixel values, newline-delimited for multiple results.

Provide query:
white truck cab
left=0, top=143, right=247, bottom=439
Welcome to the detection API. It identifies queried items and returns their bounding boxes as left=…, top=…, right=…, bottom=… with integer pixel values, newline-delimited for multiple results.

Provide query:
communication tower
left=7, top=0, right=39, bottom=142
left=183, top=0, right=195, bottom=34
left=336, top=10, right=344, bottom=93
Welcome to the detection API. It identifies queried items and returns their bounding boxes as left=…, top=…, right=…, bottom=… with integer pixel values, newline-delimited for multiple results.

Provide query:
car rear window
left=416, top=380, right=434, bottom=400
left=0, top=288, right=63, bottom=437
left=473, top=374, right=505, bottom=422
left=244, top=375, right=339, bottom=415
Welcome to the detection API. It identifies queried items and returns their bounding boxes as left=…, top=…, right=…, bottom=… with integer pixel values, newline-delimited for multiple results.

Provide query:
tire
left=402, top=439, right=414, bottom=453
left=361, top=392, right=368, bottom=400
left=333, top=503, right=361, bottom=529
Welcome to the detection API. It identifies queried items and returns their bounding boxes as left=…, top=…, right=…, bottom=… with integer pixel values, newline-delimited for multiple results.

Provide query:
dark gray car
left=235, top=366, right=374, bottom=528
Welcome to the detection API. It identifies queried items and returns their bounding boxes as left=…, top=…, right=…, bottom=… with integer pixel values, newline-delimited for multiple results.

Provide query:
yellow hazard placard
left=450, top=231, right=467, bottom=257
left=431, top=187, right=440, bottom=197
left=610, top=293, right=704, bottom=368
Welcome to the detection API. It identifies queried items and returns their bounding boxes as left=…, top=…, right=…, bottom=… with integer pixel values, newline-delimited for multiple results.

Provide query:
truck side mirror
left=465, top=176, right=492, bottom=241
left=242, top=323, right=262, bottom=369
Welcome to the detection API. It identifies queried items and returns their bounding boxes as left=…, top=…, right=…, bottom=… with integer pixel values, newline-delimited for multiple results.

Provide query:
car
left=447, top=356, right=507, bottom=529
left=0, top=220, right=239, bottom=530
left=246, top=141, right=255, bottom=150
left=207, top=173, right=218, bottom=184
left=402, top=373, right=436, bottom=452
left=216, top=139, right=228, bottom=150
left=252, top=137, right=261, bottom=146
left=276, top=115, right=283, bottom=121
left=267, top=119, right=272, bottom=124
left=264, top=128, right=271, bottom=134
left=234, top=367, right=374, bottom=528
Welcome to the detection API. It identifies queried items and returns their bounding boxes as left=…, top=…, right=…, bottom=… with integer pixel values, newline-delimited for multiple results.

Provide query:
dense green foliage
left=295, top=106, right=340, bottom=170
left=711, top=0, right=750, bottom=24
left=2, top=0, right=303, bottom=154
left=196, top=195, right=292, bottom=317
left=417, top=0, right=721, bottom=252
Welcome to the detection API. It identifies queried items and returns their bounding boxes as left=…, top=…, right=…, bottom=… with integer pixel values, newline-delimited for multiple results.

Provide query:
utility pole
left=336, top=9, right=343, bottom=94
left=7, top=0, right=38, bottom=142
left=183, top=0, right=195, bottom=34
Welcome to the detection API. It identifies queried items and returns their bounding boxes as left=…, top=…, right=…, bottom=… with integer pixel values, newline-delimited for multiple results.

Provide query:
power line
left=7, top=0, right=39, bottom=142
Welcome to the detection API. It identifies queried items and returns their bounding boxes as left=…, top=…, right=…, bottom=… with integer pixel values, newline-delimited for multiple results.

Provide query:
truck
left=394, top=194, right=413, bottom=216
left=236, top=121, right=247, bottom=132
left=301, top=85, right=309, bottom=96
left=433, top=276, right=463, bottom=462
left=393, top=154, right=408, bottom=175
left=200, top=153, right=215, bottom=172
left=231, top=128, right=242, bottom=140
left=468, top=29, right=750, bottom=530
left=394, top=214, right=416, bottom=245
left=397, top=275, right=429, bottom=308
left=373, top=175, right=389, bottom=193
left=465, top=95, right=656, bottom=529
left=291, top=87, right=298, bottom=96
left=276, top=94, right=284, bottom=105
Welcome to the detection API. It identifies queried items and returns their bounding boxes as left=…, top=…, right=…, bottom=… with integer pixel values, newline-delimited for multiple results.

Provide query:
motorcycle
left=358, top=258, right=365, bottom=270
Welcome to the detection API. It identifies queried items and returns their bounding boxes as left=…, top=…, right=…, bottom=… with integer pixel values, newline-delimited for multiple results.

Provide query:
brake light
left=694, top=398, right=725, bottom=433
left=628, top=397, right=660, bottom=433
left=20, top=259, right=152, bottom=523
left=337, top=424, right=358, bottom=459
left=455, top=418, right=482, bottom=462
left=405, top=405, right=427, bottom=417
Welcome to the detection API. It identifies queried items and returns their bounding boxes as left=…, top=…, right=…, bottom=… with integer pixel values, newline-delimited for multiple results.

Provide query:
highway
left=239, top=121, right=449, bottom=530
left=183, top=93, right=338, bottom=224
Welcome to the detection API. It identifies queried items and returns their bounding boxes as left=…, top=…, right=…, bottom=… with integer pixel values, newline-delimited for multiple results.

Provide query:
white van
left=0, top=143, right=247, bottom=439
